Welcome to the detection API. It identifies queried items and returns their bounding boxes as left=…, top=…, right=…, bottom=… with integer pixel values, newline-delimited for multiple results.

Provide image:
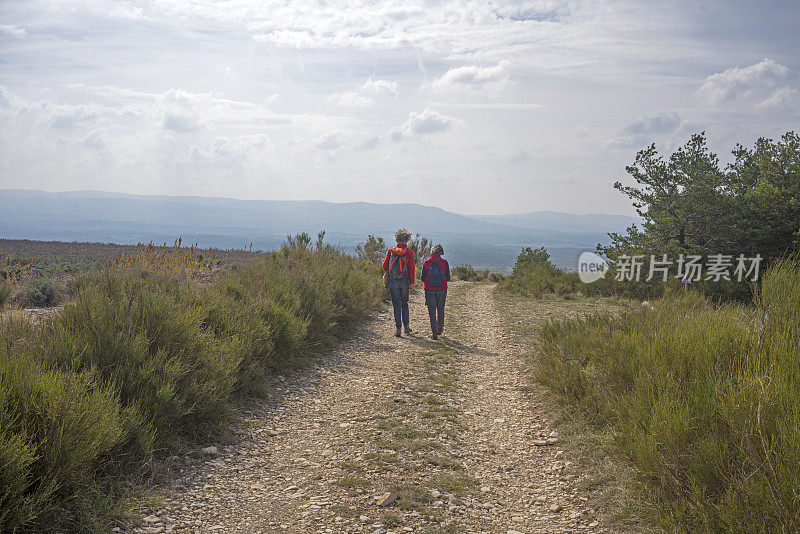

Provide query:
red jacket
left=382, top=243, right=415, bottom=283
left=421, top=253, right=450, bottom=290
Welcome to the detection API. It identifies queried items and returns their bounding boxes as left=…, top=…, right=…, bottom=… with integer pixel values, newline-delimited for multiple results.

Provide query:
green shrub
left=536, top=259, right=800, bottom=531
left=0, top=279, right=9, bottom=307
left=0, top=240, right=384, bottom=531
left=453, top=265, right=489, bottom=281
left=0, top=329, right=132, bottom=531
left=53, top=270, right=240, bottom=444
left=25, top=278, right=55, bottom=307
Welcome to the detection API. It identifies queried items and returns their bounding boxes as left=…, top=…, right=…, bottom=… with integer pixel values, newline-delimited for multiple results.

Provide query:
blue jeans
left=425, top=289, right=446, bottom=333
left=387, top=276, right=410, bottom=328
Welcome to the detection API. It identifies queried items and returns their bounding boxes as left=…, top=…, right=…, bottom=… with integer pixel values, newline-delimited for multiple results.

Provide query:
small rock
left=549, top=503, right=562, bottom=513
left=360, top=515, right=371, bottom=523
left=377, top=492, right=398, bottom=507
left=480, top=486, right=491, bottom=493
left=143, top=515, right=159, bottom=524
left=430, top=490, right=442, bottom=499
left=201, top=446, right=218, bottom=456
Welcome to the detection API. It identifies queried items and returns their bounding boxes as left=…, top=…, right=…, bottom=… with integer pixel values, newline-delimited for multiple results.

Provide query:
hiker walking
left=383, top=228, right=415, bottom=337
left=421, top=243, right=450, bottom=340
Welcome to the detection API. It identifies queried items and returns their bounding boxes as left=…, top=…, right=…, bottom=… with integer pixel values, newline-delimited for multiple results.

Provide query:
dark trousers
left=425, top=289, right=447, bottom=333
left=388, top=276, right=410, bottom=328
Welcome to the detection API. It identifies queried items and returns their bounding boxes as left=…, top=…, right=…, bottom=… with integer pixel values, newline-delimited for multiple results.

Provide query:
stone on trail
left=377, top=492, right=398, bottom=507
left=201, top=446, right=218, bottom=456
left=549, top=503, right=562, bottom=513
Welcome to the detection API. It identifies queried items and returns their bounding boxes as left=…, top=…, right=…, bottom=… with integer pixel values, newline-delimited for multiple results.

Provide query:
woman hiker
left=421, top=243, right=450, bottom=340
left=382, top=228, right=415, bottom=337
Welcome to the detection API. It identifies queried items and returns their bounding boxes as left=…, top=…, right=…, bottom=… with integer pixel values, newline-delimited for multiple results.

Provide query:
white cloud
left=328, top=78, right=399, bottom=107
left=313, top=131, right=381, bottom=155
left=428, top=101, right=543, bottom=111
left=362, top=78, right=399, bottom=98
left=755, top=86, right=800, bottom=113
left=608, top=111, right=683, bottom=149
left=508, top=149, right=532, bottom=164
left=0, top=24, right=27, bottom=37
left=162, top=112, right=201, bottom=133
left=622, top=111, right=681, bottom=135
left=110, top=3, right=148, bottom=21
left=696, top=58, right=789, bottom=105
left=80, top=129, right=107, bottom=151
left=429, top=61, right=512, bottom=93
left=390, top=108, right=464, bottom=141
left=314, top=132, right=344, bottom=150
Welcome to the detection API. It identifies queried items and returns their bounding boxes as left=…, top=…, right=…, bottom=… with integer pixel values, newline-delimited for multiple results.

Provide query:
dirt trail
left=137, top=282, right=602, bottom=534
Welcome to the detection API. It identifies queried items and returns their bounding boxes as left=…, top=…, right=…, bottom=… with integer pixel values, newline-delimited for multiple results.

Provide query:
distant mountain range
left=473, top=211, right=638, bottom=234
left=0, top=190, right=638, bottom=270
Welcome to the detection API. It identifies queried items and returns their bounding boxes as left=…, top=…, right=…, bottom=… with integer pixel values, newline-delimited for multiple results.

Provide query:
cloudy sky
left=1, top=0, right=798, bottom=215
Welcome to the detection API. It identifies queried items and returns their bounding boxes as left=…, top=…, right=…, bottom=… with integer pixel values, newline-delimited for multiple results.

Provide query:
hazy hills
left=0, top=190, right=637, bottom=270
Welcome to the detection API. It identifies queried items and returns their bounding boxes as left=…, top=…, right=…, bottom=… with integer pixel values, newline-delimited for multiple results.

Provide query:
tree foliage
left=512, top=246, right=552, bottom=276
left=355, top=235, right=387, bottom=264
left=604, top=131, right=800, bottom=263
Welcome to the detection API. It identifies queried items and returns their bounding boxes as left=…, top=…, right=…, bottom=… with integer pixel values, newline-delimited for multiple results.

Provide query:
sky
left=1, top=0, right=799, bottom=216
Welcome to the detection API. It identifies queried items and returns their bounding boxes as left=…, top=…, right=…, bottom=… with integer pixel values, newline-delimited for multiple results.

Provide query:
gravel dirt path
left=136, top=282, right=604, bottom=534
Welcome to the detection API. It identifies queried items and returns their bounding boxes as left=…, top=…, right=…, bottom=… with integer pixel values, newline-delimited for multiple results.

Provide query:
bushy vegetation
left=449, top=265, right=504, bottom=283
left=0, top=236, right=382, bottom=532
left=0, top=279, right=9, bottom=307
left=0, top=239, right=265, bottom=308
left=355, top=234, right=387, bottom=264
left=24, top=278, right=55, bottom=307
left=497, top=247, right=586, bottom=297
left=536, top=259, right=800, bottom=532
left=499, top=244, right=752, bottom=302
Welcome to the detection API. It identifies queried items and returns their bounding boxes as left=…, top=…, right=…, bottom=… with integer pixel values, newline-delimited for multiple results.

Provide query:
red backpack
left=388, top=251, right=408, bottom=279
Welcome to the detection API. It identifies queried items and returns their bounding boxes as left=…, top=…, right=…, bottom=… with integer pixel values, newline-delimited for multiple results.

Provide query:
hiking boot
left=437, top=327, right=443, bottom=335
left=395, top=327, right=402, bottom=337
left=404, top=325, right=413, bottom=334
left=432, top=333, right=438, bottom=340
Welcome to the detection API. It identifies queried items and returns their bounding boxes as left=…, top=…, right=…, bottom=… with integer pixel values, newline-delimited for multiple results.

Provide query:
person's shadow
left=400, top=333, right=498, bottom=357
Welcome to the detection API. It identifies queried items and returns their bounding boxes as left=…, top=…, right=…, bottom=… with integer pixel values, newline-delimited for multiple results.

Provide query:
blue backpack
left=427, top=258, right=446, bottom=287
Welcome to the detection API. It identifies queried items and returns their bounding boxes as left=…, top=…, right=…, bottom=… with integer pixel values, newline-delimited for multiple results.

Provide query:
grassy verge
left=0, top=239, right=383, bottom=532
left=532, top=259, right=800, bottom=532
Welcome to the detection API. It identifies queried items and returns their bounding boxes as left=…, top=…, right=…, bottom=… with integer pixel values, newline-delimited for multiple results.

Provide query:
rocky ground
left=133, top=282, right=617, bottom=534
